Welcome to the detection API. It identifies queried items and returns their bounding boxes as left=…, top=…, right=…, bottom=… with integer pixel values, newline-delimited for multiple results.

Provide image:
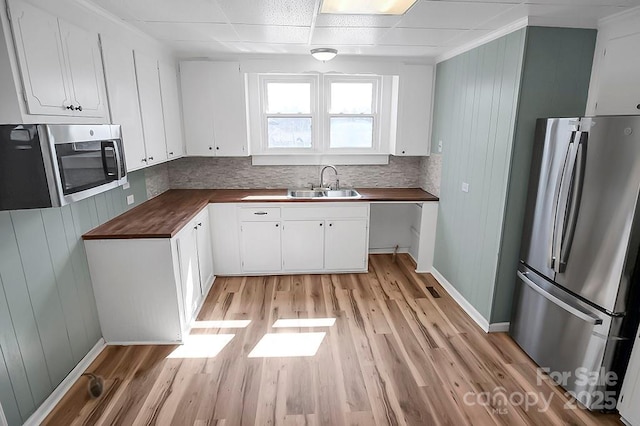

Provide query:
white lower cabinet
left=240, top=221, right=282, bottom=272
left=282, top=220, right=325, bottom=271
left=85, top=207, right=214, bottom=344
left=227, top=203, right=369, bottom=275
left=325, top=219, right=368, bottom=271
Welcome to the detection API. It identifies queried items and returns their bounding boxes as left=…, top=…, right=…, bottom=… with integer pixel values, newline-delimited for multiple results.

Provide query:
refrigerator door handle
left=517, top=271, right=603, bottom=325
left=552, top=131, right=581, bottom=273
left=559, top=132, right=588, bottom=270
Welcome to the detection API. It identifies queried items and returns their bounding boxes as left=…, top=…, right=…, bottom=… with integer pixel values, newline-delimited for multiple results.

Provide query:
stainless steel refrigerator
left=510, top=116, right=640, bottom=410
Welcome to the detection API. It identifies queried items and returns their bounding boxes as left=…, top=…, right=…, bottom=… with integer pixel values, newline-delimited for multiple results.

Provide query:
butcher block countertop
left=82, top=188, right=438, bottom=240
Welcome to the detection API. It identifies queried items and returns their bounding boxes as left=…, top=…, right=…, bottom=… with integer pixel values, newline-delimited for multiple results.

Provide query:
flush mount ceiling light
left=311, top=47, right=338, bottom=62
left=320, top=0, right=417, bottom=15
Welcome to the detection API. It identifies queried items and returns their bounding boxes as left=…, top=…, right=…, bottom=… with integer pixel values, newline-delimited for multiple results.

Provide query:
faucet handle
left=335, top=179, right=340, bottom=190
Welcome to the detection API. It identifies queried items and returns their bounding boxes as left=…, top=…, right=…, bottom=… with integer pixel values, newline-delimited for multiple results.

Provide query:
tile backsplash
left=168, top=156, right=425, bottom=189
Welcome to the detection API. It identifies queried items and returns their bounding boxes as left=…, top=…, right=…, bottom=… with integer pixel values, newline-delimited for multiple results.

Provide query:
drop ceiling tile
left=398, top=1, right=518, bottom=30
left=314, top=14, right=403, bottom=28
left=89, top=0, right=139, bottom=21
left=379, top=28, right=474, bottom=46
left=169, top=40, right=238, bottom=57
left=232, top=25, right=310, bottom=44
left=215, top=0, right=316, bottom=26
left=525, top=4, right=631, bottom=27
left=134, top=22, right=239, bottom=42
left=311, top=27, right=387, bottom=45
left=120, top=0, right=228, bottom=22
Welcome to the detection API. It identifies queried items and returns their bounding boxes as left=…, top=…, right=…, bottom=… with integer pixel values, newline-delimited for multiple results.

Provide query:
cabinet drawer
left=282, top=205, right=368, bottom=220
left=238, top=207, right=281, bottom=221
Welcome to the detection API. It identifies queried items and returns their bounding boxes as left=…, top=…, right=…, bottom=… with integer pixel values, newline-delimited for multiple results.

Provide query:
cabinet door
left=177, top=224, right=202, bottom=324
left=7, top=0, right=72, bottom=115
left=325, top=219, right=368, bottom=271
left=209, top=62, right=248, bottom=156
left=619, top=333, right=640, bottom=425
left=180, top=61, right=216, bottom=156
left=595, top=32, right=640, bottom=116
left=282, top=220, right=324, bottom=271
left=159, top=60, right=185, bottom=160
left=394, top=64, right=433, bottom=156
left=195, top=211, right=214, bottom=295
left=100, top=37, right=147, bottom=171
left=134, top=51, right=167, bottom=165
left=240, top=221, right=282, bottom=272
left=59, top=21, right=107, bottom=118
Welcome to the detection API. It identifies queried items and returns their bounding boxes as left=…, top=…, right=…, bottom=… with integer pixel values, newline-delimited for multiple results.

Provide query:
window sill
left=251, top=154, right=390, bottom=166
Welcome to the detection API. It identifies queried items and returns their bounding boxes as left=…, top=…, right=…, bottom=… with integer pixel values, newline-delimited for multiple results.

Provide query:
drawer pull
left=254, top=212, right=268, bottom=215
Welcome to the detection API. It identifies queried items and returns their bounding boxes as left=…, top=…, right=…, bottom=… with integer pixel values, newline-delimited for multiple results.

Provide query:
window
left=250, top=73, right=387, bottom=158
left=326, top=77, right=378, bottom=150
left=261, top=76, right=317, bottom=151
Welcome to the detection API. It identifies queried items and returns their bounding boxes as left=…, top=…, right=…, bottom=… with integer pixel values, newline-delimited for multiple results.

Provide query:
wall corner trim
left=436, top=17, right=529, bottom=63
left=23, top=338, right=107, bottom=426
left=431, top=268, right=490, bottom=332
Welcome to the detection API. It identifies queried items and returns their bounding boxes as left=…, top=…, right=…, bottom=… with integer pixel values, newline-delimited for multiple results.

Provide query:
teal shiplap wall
left=0, top=171, right=146, bottom=425
left=431, top=26, right=596, bottom=325
left=432, top=29, right=526, bottom=320
left=491, top=27, right=596, bottom=323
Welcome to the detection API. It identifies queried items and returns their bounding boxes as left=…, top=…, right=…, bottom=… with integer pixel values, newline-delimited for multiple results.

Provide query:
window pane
left=268, top=117, right=312, bottom=148
left=330, top=117, right=373, bottom=148
left=330, top=82, right=373, bottom=114
left=267, top=83, right=311, bottom=114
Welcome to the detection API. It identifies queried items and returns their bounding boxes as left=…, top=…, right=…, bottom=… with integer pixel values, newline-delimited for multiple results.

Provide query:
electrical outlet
left=126, top=194, right=135, bottom=205
left=438, top=140, right=443, bottom=153
left=122, top=181, right=130, bottom=190
left=461, top=182, right=469, bottom=193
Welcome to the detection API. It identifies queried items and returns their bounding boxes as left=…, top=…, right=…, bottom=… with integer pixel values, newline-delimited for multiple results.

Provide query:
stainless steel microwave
left=0, top=124, right=127, bottom=210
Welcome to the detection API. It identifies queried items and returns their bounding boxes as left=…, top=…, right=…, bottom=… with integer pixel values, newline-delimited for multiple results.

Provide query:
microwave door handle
left=517, top=271, right=602, bottom=325
left=550, top=131, right=577, bottom=271
left=112, top=140, right=122, bottom=180
left=100, top=141, right=118, bottom=179
left=559, top=132, right=588, bottom=270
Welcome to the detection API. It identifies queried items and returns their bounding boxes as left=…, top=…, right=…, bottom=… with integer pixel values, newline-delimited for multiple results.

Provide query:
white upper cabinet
left=159, top=60, right=185, bottom=160
left=392, top=64, right=434, bottom=156
left=592, top=32, right=640, bottom=116
left=587, top=10, right=640, bottom=116
left=100, top=36, right=146, bottom=171
left=134, top=51, right=167, bottom=166
left=7, top=0, right=107, bottom=119
left=180, top=61, right=248, bottom=157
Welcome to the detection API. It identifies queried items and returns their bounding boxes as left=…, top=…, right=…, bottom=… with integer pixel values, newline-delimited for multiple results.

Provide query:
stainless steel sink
left=287, top=188, right=361, bottom=199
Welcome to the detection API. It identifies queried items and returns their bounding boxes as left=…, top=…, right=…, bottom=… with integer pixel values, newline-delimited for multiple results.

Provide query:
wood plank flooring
left=44, top=254, right=622, bottom=425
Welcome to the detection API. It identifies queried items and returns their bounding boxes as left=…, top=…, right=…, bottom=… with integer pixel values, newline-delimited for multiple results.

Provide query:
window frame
left=323, top=74, right=381, bottom=153
left=259, top=74, right=319, bottom=153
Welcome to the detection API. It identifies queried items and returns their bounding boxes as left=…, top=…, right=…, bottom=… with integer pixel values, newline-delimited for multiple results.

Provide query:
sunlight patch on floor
left=168, top=334, right=235, bottom=359
left=248, top=332, right=326, bottom=358
left=191, top=320, right=251, bottom=329
left=272, top=318, right=336, bottom=328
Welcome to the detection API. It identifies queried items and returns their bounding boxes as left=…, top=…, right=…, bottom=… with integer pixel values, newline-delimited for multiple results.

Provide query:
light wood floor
left=45, top=254, right=622, bottom=425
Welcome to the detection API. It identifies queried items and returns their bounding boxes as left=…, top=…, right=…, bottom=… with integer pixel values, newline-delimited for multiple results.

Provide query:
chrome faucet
left=319, top=165, right=339, bottom=190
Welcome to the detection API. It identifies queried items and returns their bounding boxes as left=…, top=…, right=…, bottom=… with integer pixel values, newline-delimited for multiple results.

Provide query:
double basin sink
left=287, top=188, right=361, bottom=199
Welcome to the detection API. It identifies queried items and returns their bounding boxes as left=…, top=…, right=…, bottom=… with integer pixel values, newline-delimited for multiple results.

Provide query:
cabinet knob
left=329, top=223, right=333, bottom=227
left=402, top=150, right=406, bottom=154
left=636, top=104, right=640, bottom=110
left=275, top=223, right=279, bottom=227
left=197, top=222, right=202, bottom=227
left=142, top=158, right=147, bottom=162
left=148, top=156, right=154, bottom=161
left=320, top=223, right=323, bottom=226
left=168, top=151, right=174, bottom=155
left=216, top=147, right=220, bottom=150
left=75, top=105, right=83, bottom=111
left=209, top=147, right=213, bottom=150
left=194, top=226, right=198, bottom=230
left=66, top=105, right=74, bottom=110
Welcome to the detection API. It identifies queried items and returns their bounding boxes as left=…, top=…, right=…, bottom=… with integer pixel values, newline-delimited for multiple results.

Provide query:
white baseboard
left=24, top=338, right=106, bottom=426
left=488, top=322, right=511, bottom=333
left=368, top=247, right=410, bottom=254
left=430, top=269, right=509, bottom=334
